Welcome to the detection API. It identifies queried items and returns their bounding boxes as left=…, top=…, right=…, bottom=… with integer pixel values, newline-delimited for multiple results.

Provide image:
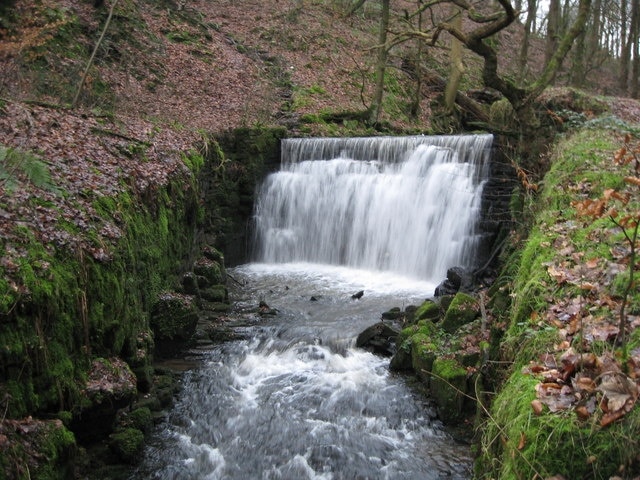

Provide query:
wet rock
left=356, top=322, right=400, bottom=356
left=258, top=300, right=278, bottom=316
left=434, top=266, right=473, bottom=297
left=381, top=307, right=404, bottom=320
left=351, top=290, right=364, bottom=300
left=389, top=343, right=412, bottom=370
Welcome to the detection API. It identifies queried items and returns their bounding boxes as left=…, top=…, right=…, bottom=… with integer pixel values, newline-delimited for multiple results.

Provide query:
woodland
left=1, top=0, right=640, bottom=478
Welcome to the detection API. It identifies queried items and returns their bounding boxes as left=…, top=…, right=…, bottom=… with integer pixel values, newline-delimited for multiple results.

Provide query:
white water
left=134, top=264, right=472, bottom=479
left=254, top=135, right=492, bottom=282
left=133, top=135, right=491, bottom=479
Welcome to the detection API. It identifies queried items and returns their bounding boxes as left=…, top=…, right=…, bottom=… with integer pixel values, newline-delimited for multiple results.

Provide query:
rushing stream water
left=132, top=135, right=493, bottom=479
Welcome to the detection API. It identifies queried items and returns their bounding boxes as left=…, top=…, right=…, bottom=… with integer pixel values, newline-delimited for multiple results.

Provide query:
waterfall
left=252, top=134, right=492, bottom=282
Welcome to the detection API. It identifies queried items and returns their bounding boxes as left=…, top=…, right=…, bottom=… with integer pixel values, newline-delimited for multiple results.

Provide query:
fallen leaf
left=575, top=405, right=590, bottom=420
left=547, top=265, right=568, bottom=284
left=597, top=373, right=638, bottom=413
left=531, top=399, right=544, bottom=415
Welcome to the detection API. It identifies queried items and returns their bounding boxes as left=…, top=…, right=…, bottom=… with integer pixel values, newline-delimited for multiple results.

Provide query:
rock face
left=151, top=246, right=231, bottom=357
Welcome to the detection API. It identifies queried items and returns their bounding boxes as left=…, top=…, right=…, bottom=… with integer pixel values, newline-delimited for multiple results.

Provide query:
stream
left=133, top=263, right=473, bottom=479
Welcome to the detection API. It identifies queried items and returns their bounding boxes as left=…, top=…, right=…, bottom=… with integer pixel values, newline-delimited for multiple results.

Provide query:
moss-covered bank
left=476, top=128, right=640, bottom=479
left=0, top=151, right=202, bottom=477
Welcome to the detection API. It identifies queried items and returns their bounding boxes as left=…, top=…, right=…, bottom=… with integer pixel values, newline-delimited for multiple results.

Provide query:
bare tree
left=390, top=0, right=592, bottom=130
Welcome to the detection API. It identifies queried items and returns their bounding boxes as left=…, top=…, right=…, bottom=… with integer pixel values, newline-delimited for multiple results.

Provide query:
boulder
left=193, top=256, right=225, bottom=287
left=381, top=307, right=404, bottom=320
left=180, top=271, right=200, bottom=295
left=413, top=300, right=441, bottom=322
left=108, top=427, right=144, bottom=464
left=429, top=357, right=470, bottom=424
left=434, top=266, right=473, bottom=297
left=356, top=322, right=400, bottom=356
left=200, top=285, right=228, bottom=303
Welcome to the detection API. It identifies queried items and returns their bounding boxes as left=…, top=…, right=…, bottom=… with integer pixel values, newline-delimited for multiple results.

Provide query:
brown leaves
left=524, top=347, right=640, bottom=426
left=599, top=373, right=639, bottom=427
left=0, top=101, right=196, bottom=279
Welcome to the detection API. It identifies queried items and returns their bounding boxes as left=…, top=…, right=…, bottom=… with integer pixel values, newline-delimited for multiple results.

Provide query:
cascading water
left=132, top=135, right=492, bottom=480
left=253, top=135, right=492, bottom=281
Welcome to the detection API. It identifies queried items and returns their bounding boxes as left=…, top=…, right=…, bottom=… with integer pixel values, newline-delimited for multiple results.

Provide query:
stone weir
left=251, top=134, right=514, bottom=287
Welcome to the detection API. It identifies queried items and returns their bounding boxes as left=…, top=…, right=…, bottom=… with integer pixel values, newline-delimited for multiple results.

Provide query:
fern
left=0, top=144, right=60, bottom=195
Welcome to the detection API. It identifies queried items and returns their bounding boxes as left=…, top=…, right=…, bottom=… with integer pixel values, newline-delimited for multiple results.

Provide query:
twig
left=226, top=272, right=245, bottom=286
left=72, top=0, right=120, bottom=108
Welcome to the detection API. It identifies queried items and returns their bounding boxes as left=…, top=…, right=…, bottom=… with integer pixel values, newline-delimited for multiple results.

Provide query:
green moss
left=126, top=407, right=153, bottom=433
left=430, top=357, right=469, bottom=423
left=1, top=169, right=200, bottom=418
left=33, top=421, right=76, bottom=479
left=108, top=428, right=144, bottom=464
left=410, top=333, right=437, bottom=375
left=441, top=293, right=479, bottom=334
left=481, top=127, right=640, bottom=477
left=413, top=299, right=440, bottom=322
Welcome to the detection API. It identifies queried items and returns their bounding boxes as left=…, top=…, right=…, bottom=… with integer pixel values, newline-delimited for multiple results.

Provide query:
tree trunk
left=632, top=0, right=640, bottom=97
left=518, top=0, right=537, bottom=83
left=620, top=0, right=630, bottom=92
left=588, top=0, right=602, bottom=57
left=410, top=1, right=424, bottom=118
left=444, top=7, right=464, bottom=112
left=422, top=69, right=490, bottom=125
left=368, top=0, right=390, bottom=124
left=545, top=0, right=562, bottom=65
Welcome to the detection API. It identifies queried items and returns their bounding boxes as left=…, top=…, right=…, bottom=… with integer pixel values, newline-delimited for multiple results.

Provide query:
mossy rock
left=200, top=284, right=228, bottom=303
left=389, top=337, right=412, bottom=370
left=441, top=292, right=479, bottom=334
left=202, top=245, right=225, bottom=264
left=125, top=407, right=153, bottom=433
left=150, top=292, right=199, bottom=357
left=193, top=257, right=225, bottom=286
left=108, top=428, right=144, bottom=464
left=429, top=357, right=469, bottom=424
left=411, top=333, right=437, bottom=380
left=413, top=299, right=441, bottom=323
left=381, top=307, right=404, bottom=320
